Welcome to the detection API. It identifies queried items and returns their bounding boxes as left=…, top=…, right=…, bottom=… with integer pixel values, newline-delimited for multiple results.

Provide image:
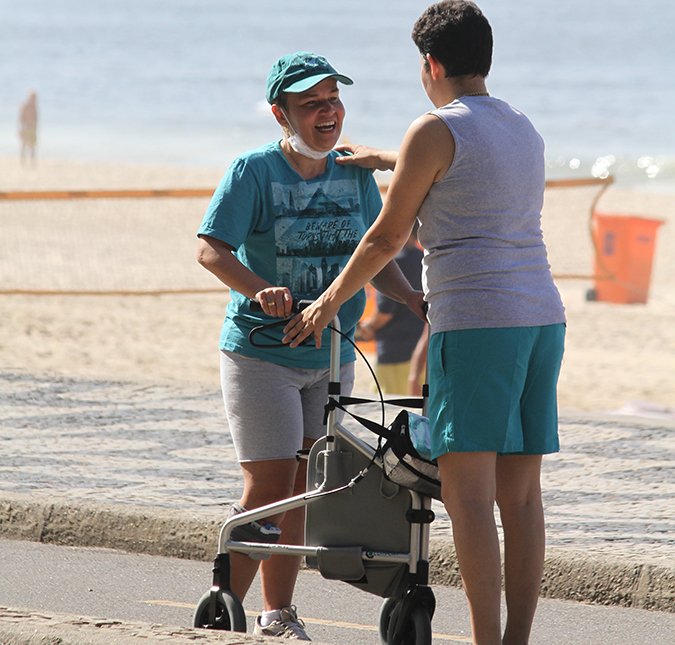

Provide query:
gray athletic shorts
left=220, top=351, right=355, bottom=462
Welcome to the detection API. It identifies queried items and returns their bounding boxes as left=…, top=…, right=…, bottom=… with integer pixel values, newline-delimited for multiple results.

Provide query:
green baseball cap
left=266, top=52, right=353, bottom=104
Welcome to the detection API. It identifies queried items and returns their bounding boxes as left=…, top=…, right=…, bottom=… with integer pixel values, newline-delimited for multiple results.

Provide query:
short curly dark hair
left=412, top=1, right=493, bottom=79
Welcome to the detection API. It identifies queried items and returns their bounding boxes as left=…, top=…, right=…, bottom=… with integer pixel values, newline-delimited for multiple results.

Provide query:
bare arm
left=284, top=114, right=454, bottom=348
left=370, top=260, right=427, bottom=324
left=196, top=235, right=293, bottom=318
left=333, top=144, right=399, bottom=172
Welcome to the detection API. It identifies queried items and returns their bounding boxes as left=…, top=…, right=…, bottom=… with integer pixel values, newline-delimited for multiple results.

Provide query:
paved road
left=2, top=539, right=675, bottom=645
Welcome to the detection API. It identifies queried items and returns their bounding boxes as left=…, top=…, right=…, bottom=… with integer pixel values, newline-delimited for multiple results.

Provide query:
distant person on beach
left=283, top=3, right=566, bottom=644
left=18, top=90, right=38, bottom=166
left=357, top=227, right=426, bottom=395
left=196, top=52, right=424, bottom=640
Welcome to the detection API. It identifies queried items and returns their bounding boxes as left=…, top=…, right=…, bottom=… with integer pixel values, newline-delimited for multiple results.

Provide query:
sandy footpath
left=1, top=156, right=674, bottom=413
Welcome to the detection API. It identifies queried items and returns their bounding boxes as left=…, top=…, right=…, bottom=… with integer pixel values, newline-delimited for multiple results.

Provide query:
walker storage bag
left=305, top=434, right=413, bottom=598
left=381, top=410, right=442, bottom=500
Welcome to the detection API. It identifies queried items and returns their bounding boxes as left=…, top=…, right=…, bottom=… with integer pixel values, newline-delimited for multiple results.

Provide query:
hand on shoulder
left=334, top=144, right=398, bottom=172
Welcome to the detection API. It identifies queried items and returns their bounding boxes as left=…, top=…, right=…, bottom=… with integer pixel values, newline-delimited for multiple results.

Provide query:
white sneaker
left=253, top=605, right=311, bottom=641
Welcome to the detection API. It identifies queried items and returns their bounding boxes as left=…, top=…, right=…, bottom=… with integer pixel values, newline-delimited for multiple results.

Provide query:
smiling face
left=280, top=78, right=345, bottom=152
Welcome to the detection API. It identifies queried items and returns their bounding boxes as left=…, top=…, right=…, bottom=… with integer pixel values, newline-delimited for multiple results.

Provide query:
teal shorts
left=427, top=324, right=565, bottom=458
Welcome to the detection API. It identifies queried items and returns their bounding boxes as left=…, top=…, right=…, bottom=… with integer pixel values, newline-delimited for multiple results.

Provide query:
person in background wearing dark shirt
left=357, top=228, right=426, bottom=395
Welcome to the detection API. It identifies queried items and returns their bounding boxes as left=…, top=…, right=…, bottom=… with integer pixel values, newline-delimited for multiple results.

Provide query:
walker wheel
left=378, top=595, right=402, bottom=645
left=192, top=589, right=247, bottom=632
left=386, top=601, right=432, bottom=645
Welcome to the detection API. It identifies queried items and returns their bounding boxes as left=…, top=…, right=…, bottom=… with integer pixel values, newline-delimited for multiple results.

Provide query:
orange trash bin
left=592, top=214, right=664, bottom=304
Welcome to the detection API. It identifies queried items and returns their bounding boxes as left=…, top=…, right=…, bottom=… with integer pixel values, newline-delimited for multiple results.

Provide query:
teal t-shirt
left=198, top=141, right=383, bottom=369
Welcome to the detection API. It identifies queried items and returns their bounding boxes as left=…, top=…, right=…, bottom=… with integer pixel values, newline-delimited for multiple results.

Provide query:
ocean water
left=2, top=0, right=674, bottom=191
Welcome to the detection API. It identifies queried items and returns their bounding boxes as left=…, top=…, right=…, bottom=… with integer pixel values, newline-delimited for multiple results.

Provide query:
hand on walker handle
left=282, top=296, right=339, bottom=349
left=406, top=291, right=428, bottom=324
left=283, top=289, right=426, bottom=349
left=255, top=286, right=293, bottom=318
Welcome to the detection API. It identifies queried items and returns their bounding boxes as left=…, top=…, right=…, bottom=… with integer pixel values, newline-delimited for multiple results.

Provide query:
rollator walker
left=193, top=300, right=440, bottom=645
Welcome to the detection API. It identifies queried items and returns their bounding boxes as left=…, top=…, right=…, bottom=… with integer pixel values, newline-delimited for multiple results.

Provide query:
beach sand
left=1, top=156, right=674, bottom=413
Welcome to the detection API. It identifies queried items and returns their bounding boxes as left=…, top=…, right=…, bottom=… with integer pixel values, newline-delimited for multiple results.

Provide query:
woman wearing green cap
left=197, top=52, right=425, bottom=640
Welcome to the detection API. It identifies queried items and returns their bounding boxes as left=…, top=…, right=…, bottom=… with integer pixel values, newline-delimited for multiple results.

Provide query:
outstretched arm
left=334, top=144, right=399, bottom=172
left=283, top=114, right=454, bottom=348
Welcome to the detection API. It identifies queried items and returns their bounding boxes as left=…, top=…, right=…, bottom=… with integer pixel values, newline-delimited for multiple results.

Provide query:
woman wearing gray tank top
left=285, top=3, right=566, bottom=644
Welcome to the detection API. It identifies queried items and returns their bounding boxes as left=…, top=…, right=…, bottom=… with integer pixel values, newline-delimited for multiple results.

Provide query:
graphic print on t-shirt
left=272, top=179, right=366, bottom=299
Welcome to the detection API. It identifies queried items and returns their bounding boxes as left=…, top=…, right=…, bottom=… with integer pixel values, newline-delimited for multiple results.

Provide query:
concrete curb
left=0, top=492, right=220, bottom=562
left=2, top=492, right=674, bottom=613
left=429, top=539, right=675, bottom=612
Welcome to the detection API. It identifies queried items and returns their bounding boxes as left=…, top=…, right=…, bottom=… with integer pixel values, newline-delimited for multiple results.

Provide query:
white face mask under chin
left=280, top=108, right=331, bottom=160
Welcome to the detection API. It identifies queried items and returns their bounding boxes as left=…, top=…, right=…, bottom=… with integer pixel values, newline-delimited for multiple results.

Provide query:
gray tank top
left=417, top=96, right=566, bottom=333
